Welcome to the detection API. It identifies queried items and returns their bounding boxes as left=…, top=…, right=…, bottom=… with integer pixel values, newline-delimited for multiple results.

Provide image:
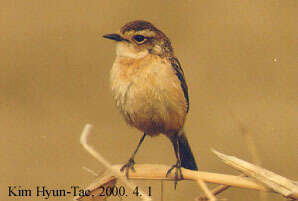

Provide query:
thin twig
left=197, top=174, right=246, bottom=200
left=82, top=166, right=99, bottom=177
left=160, top=180, right=164, bottom=201
left=80, top=124, right=152, bottom=201
left=238, top=117, right=268, bottom=201
left=195, top=171, right=217, bottom=201
left=244, top=131, right=268, bottom=201
left=231, top=111, right=269, bottom=201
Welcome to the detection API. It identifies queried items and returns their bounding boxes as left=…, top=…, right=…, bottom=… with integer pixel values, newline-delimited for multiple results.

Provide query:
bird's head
left=103, top=20, right=173, bottom=59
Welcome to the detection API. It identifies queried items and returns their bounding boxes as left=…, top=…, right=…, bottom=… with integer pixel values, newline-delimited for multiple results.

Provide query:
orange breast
left=110, top=55, right=188, bottom=136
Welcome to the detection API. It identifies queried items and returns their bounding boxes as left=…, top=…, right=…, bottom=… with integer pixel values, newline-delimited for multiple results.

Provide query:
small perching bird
left=103, top=20, right=198, bottom=188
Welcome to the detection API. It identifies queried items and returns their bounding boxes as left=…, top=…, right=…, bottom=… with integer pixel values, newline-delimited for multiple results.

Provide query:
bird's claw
left=120, top=158, right=136, bottom=178
left=166, top=161, right=183, bottom=189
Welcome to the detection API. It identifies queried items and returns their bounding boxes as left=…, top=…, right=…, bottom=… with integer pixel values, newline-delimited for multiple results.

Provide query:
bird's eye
left=133, top=35, right=146, bottom=43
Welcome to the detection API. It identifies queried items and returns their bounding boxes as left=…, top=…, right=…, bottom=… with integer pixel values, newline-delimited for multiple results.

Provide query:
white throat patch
left=116, top=42, right=148, bottom=59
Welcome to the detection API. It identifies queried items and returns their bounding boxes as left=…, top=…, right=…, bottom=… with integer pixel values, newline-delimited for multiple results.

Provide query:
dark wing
left=169, top=57, right=189, bottom=113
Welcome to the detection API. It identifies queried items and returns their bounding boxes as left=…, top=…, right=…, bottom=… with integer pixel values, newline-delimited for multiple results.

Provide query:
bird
left=103, top=20, right=198, bottom=188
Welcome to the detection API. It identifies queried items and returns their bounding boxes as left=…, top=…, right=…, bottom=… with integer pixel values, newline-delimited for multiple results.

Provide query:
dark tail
left=171, top=131, right=198, bottom=170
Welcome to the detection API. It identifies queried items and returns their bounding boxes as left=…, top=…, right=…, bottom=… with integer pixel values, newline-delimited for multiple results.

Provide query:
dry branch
left=213, top=149, right=298, bottom=199
left=74, top=164, right=268, bottom=201
left=76, top=124, right=298, bottom=201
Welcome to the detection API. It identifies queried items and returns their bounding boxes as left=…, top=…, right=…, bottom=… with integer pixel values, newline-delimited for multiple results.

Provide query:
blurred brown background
left=1, top=0, right=297, bottom=201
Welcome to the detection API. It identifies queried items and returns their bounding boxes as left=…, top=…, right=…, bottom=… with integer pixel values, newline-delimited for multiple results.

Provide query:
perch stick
left=109, top=164, right=269, bottom=191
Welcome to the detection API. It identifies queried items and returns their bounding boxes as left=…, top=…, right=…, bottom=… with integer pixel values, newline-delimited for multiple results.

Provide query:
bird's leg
left=166, top=133, right=183, bottom=189
left=120, top=133, right=146, bottom=178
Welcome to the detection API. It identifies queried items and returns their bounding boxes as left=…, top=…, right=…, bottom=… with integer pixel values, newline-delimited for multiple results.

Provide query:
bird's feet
left=166, top=161, right=183, bottom=189
left=120, top=158, right=135, bottom=178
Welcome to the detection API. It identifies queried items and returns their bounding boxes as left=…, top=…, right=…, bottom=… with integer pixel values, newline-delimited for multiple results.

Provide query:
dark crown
left=120, top=20, right=159, bottom=34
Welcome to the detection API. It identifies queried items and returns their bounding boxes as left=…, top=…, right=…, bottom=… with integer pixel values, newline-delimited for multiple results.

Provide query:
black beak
left=103, top=33, right=124, bottom=41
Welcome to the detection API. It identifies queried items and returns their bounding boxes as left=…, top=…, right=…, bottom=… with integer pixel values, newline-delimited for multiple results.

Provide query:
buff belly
left=110, top=55, right=187, bottom=136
